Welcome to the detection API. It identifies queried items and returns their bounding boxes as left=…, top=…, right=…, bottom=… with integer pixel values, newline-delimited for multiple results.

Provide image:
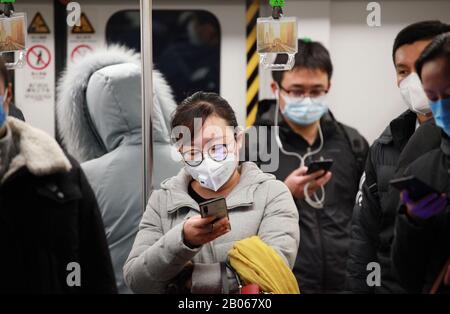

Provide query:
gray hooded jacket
left=123, top=162, right=300, bottom=294
left=56, top=46, right=181, bottom=293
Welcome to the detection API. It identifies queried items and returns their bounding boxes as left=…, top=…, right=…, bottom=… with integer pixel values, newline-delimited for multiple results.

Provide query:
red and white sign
left=26, top=44, right=51, bottom=71
left=70, top=44, right=93, bottom=61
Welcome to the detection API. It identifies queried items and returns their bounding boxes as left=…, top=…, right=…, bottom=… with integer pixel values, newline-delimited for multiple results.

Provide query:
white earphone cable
left=274, top=90, right=326, bottom=209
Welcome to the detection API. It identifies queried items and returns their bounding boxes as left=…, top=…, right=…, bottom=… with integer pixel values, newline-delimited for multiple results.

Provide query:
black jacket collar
left=440, top=132, right=450, bottom=157
left=377, top=110, right=417, bottom=150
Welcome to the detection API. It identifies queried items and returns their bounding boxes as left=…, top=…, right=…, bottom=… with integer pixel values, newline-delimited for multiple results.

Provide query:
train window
left=106, top=10, right=221, bottom=103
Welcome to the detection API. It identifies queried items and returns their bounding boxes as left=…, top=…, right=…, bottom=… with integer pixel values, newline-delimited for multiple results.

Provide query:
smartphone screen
left=199, top=197, right=229, bottom=224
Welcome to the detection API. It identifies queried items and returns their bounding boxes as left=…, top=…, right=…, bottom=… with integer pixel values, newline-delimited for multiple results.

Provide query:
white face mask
left=184, top=154, right=238, bottom=192
left=399, top=73, right=431, bottom=115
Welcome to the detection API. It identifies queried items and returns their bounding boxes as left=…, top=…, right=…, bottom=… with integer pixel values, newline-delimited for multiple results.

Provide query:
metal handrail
left=140, top=0, right=153, bottom=211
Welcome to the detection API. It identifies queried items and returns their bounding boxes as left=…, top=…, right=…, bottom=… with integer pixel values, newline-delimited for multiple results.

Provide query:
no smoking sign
left=26, top=45, right=51, bottom=71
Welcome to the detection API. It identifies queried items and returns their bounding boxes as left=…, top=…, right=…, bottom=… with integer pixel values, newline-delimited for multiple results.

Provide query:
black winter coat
left=252, top=100, right=368, bottom=293
left=0, top=118, right=117, bottom=294
left=392, top=133, right=450, bottom=294
left=347, top=111, right=441, bottom=293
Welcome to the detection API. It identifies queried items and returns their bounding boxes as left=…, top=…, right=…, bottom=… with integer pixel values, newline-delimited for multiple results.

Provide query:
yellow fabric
left=228, top=236, right=300, bottom=294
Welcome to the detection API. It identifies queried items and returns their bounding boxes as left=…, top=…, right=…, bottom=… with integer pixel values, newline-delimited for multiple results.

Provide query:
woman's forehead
left=175, top=115, right=236, bottom=148
left=422, top=57, right=450, bottom=90
left=193, top=128, right=233, bottom=147
left=194, top=116, right=234, bottom=142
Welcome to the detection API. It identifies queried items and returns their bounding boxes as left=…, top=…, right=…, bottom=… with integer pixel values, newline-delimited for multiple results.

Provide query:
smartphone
left=199, top=197, right=229, bottom=225
left=389, top=176, right=440, bottom=202
left=306, top=159, right=334, bottom=175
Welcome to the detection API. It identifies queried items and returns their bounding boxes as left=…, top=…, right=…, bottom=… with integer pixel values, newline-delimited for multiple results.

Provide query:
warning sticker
left=71, top=13, right=95, bottom=34
left=28, top=12, right=50, bottom=34
left=25, top=81, right=52, bottom=102
left=26, top=44, right=51, bottom=71
left=70, top=44, right=93, bottom=61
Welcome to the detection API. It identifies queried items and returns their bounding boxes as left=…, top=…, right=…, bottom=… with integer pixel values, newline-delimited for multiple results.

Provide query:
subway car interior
left=0, top=0, right=449, bottom=301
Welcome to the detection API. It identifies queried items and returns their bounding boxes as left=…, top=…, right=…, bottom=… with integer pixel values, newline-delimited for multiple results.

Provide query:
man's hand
left=284, top=166, right=332, bottom=200
left=402, top=191, right=447, bottom=221
left=183, top=215, right=230, bottom=248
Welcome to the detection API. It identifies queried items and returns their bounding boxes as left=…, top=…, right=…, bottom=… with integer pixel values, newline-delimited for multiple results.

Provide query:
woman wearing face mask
left=392, top=32, right=450, bottom=294
left=123, top=92, right=300, bottom=294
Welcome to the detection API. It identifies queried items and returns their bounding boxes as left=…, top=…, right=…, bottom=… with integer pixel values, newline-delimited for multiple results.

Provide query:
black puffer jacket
left=347, top=111, right=441, bottom=293
left=392, top=133, right=450, bottom=294
left=252, top=99, right=368, bottom=293
left=0, top=118, right=117, bottom=294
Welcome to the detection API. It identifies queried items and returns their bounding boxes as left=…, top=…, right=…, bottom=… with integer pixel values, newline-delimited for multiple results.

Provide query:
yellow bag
left=228, top=236, right=300, bottom=294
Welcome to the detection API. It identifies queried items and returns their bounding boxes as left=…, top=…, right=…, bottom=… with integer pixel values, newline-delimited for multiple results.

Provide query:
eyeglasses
left=181, top=143, right=231, bottom=167
left=280, top=85, right=327, bottom=99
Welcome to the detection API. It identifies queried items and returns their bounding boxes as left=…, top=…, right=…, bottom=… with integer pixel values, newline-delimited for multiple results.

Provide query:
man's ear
left=270, top=81, right=278, bottom=95
left=326, top=80, right=332, bottom=93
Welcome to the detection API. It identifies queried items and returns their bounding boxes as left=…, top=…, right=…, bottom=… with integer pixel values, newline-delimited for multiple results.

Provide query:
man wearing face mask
left=392, top=32, right=450, bottom=294
left=253, top=39, right=369, bottom=293
left=347, top=21, right=450, bottom=294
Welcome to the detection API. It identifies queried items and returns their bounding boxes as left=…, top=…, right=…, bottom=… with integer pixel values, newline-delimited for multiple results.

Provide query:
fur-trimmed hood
left=3, top=117, right=72, bottom=182
left=56, top=45, right=177, bottom=163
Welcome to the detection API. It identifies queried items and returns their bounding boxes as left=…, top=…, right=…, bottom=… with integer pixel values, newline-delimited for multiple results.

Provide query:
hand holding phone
left=183, top=215, right=230, bottom=248
left=390, top=176, right=440, bottom=202
left=306, top=159, right=334, bottom=175
left=284, top=166, right=332, bottom=200
left=401, top=190, right=447, bottom=221
left=182, top=198, right=231, bottom=248
left=390, top=176, right=447, bottom=220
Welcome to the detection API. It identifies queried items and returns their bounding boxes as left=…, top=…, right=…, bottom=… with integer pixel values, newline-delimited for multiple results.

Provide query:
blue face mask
left=281, top=94, right=329, bottom=126
left=0, top=95, right=5, bottom=128
left=430, top=98, right=450, bottom=136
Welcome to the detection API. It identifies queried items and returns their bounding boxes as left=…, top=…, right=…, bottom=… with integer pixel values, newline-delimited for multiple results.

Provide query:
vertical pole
left=246, top=0, right=260, bottom=127
left=54, top=0, right=68, bottom=143
left=140, top=0, right=153, bottom=211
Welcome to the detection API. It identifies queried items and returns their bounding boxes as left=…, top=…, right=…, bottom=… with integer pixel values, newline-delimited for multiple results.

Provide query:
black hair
left=0, top=57, right=9, bottom=87
left=416, top=32, right=450, bottom=79
left=171, top=91, right=238, bottom=143
left=272, top=39, right=333, bottom=86
left=392, top=20, right=450, bottom=64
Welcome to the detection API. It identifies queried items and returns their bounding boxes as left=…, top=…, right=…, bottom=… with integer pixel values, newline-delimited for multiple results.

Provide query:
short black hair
left=272, top=39, right=333, bottom=86
left=392, top=20, right=450, bottom=64
left=171, top=91, right=238, bottom=143
left=416, top=32, right=450, bottom=79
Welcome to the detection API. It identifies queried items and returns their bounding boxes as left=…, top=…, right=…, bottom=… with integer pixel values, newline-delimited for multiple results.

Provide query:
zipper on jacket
left=315, top=208, right=327, bottom=292
left=209, top=242, right=217, bottom=263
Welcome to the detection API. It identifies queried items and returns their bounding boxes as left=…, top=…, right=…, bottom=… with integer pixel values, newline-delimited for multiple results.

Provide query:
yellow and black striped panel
left=246, top=0, right=260, bottom=127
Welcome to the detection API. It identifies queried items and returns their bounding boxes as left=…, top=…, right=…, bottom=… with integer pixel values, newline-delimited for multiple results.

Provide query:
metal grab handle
left=5, top=50, right=26, bottom=70
left=260, top=53, right=295, bottom=71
